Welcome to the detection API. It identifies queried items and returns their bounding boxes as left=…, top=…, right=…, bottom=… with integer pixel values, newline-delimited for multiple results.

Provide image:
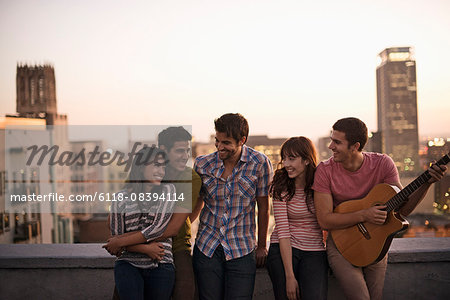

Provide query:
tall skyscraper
left=376, top=47, right=419, bottom=174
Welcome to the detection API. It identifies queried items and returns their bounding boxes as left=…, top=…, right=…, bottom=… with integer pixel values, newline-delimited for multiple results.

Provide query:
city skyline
left=1, top=0, right=450, bottom=143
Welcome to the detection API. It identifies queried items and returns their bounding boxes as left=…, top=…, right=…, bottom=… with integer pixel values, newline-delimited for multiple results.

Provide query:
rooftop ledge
left=1, top=237, right=449, bottom=268
left=0, top=237, right=449, bottom=300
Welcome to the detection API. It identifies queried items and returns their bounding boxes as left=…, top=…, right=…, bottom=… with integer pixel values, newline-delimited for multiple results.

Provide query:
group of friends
left=102, top=113, right=447, bottom=300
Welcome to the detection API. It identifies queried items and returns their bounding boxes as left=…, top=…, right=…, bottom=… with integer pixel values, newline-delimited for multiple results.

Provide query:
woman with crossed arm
left=104, top=146, right=176, bottom=300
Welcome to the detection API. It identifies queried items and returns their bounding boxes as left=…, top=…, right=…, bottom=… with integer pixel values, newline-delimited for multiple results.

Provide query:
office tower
left=376, top=47, right=419, bottom=174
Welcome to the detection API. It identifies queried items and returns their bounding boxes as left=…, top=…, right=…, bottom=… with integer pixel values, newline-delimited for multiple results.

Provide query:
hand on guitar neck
left=427, top=161, right=447, bottom=183
left=398, top=162, right=447, bottom=216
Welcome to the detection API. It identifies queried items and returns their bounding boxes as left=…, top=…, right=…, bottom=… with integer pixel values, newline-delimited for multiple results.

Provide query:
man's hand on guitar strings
left=361, top=205, right=387, bottom=225
left=428, top=162, right=448, bottom=184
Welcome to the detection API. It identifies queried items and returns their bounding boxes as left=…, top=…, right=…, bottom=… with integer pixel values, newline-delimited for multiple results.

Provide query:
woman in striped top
left=105, top=146, right=176, bottom=300
left=266, top=137, right=328, bottom=300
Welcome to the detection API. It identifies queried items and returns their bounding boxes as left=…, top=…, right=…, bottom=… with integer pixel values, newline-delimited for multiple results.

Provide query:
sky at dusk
left=1, top=0, right=449, bottom=143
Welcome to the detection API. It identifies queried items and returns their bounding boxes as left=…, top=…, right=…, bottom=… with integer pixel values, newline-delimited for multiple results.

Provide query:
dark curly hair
left=269, top=137, right=318, bottom=212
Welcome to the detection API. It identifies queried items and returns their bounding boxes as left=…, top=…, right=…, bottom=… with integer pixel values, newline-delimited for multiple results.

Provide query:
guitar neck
left=385, top=152, right=450, bottom=213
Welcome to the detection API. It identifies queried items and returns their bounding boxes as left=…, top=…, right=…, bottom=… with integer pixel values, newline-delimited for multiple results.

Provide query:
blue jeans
left=114, top=260, right=175, bottom=300
left=266, top=243, right=328, bottom=300
left=193, top=244, right=256, bottom=300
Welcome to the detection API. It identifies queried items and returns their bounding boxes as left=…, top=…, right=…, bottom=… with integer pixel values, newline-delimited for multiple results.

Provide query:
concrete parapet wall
left=0, top=238, right=449, bottom=299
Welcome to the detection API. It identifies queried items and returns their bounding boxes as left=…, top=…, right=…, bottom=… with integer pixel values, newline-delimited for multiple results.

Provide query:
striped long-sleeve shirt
left=109, top=183, right=176, bottom=268
left=270, top=188, right=325, bottom=251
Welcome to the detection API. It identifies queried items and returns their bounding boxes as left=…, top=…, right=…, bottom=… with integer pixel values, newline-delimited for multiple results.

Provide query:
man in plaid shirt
left=193, top=113, right=273, bottom=300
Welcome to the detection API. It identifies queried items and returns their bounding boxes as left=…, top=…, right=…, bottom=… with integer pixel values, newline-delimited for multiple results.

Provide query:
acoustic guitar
left=330, top=152, right=450, bottom=267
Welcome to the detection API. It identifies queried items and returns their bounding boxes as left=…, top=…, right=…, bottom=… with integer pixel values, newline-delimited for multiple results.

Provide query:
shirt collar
left=240, top=144, right=249, bottom=163
left=215, top=144, right=249, bottom=168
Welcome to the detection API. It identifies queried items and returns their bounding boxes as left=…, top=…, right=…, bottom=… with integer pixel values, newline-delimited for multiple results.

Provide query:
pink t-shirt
left=312, top=152, right=399, bottom=207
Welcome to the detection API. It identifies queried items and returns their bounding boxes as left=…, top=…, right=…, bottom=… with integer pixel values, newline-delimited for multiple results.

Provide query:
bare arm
left=314, top=191, right=389, bottom=230
left=398, top=183, right=431, bottom=216
left=279, top=238, right=300, bottom=300
left=399, top=164, right=447, bottom=216
left=104, top=200, right=147, bottom=255
left=256, top=195, right=269, bottom=267
left=126, top=242, right=165, bottom=260
left=103, top=231, right=147, bottom=255
left=104, top=229, right=153, bottom=257
left=154, top=209, right=190, bottom=241
left=103, top=207, right=190, bottom=254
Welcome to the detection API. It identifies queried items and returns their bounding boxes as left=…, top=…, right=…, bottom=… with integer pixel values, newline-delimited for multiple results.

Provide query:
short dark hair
left=158, top=126, right=192, bottom=151
left=214, top=113, right=249, bottom=143
left=332, top=117, right=368, bottom=151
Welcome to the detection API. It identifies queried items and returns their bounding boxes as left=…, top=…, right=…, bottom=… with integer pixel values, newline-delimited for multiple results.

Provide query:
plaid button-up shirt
left=194, top=145, right=273, bottom=260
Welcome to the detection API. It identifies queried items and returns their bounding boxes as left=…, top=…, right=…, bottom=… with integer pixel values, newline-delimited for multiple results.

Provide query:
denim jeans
left=193, top=244, right=256, bottom=300
left=266, top=243, right=328, bottom=300
left=114, top=260, right=175, bottom=300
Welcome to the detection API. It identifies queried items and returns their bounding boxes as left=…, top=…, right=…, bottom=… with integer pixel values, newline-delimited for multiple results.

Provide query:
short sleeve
left=256, top=155, right=274, bottom=197
left=381, top=155, right=400, bottom=185
left=312, top=163, right=331, bottom=194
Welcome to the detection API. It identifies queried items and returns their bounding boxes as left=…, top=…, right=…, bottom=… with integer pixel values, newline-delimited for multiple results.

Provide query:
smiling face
left=282, top=154, right=308, bottom=186
left=166, top=140, right=190, bottom=172
left=328, top=130, right=357, bottom=163
left=215, top=131, right=244, bottom=162
left=143, top=154, right=166, bottom=186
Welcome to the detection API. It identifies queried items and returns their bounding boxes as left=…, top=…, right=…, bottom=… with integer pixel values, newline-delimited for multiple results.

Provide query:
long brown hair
left=269, top=137, right=318, bottom=212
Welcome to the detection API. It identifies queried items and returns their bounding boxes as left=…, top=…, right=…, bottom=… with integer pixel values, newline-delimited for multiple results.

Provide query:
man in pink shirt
left=312, top=117, right=447, bottom=300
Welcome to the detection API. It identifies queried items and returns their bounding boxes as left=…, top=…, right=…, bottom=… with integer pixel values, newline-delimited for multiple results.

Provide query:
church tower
left=16, top=64, right=64, bottom=125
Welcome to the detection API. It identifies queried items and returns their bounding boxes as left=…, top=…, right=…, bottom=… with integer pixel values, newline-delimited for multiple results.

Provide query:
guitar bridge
left=357, top=223, right=371, bottom=240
